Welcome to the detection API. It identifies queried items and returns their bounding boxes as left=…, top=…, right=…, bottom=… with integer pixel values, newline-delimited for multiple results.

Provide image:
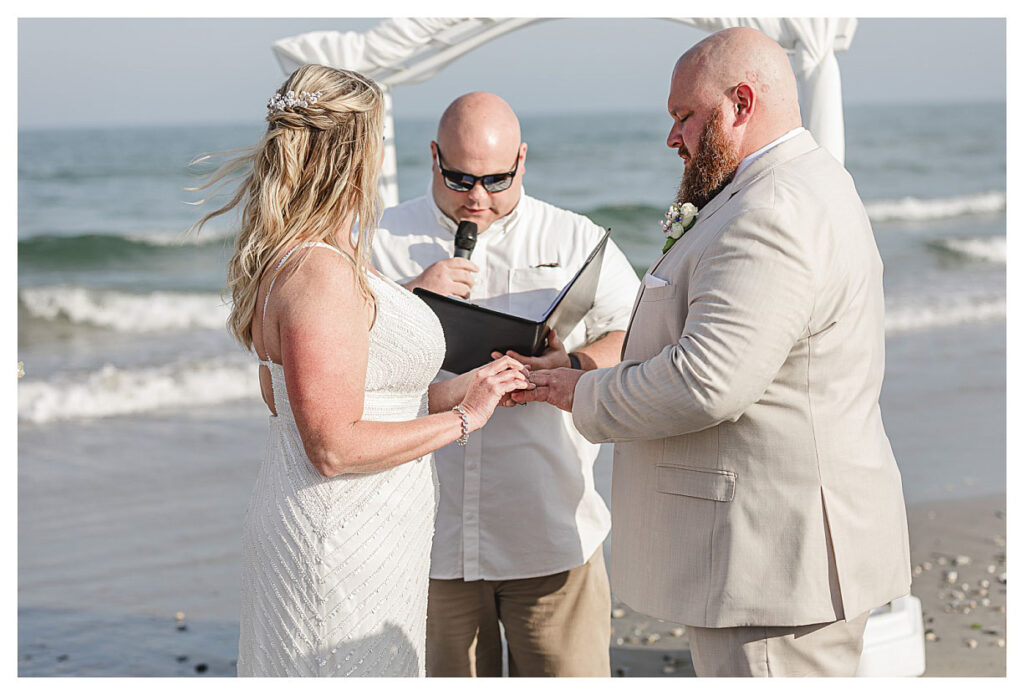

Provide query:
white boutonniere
left=660, top=202, right=698, bottom=253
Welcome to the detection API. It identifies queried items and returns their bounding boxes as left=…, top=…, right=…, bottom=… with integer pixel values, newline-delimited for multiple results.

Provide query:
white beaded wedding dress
left=237, top=242, right=445, bottom=677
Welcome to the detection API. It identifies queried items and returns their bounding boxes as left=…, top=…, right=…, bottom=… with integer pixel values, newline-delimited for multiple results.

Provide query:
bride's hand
left=458, top=355, right=533, bottom=430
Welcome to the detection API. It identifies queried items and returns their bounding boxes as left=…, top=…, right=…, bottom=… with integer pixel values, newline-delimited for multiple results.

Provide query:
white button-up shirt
left=734, top=127, right=806, bottom=178
left=374, top=190, right=640, bottom=580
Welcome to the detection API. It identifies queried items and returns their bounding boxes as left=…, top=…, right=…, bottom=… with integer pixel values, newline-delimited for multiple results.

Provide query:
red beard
left=676, top=108, right=741, bottom=210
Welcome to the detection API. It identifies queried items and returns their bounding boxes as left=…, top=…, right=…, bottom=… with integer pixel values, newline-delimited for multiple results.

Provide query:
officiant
left=372, top=91, right=639, bottom=677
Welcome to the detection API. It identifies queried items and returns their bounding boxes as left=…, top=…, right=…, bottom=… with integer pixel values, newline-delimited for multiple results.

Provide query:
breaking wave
left=865, top=191, right=1005, bottom=223
left=19, top=286, right=230, bottom=333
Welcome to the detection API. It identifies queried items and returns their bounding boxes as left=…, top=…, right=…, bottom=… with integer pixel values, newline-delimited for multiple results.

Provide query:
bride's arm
left=274, top=252, right=529, bottom=478
left=427, top=370, right=482, bottom=413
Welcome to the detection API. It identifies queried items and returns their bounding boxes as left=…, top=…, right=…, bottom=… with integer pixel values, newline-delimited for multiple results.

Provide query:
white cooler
left=855, top=594, right=926, bottom=676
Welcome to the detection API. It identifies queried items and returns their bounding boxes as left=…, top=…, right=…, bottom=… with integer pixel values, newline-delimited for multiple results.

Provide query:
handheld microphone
left=454, top=221, right=478, bottom=259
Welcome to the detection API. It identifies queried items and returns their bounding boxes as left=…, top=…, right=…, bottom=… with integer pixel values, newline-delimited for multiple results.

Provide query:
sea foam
left=865, top=191, right=1006, bottom=223
left=932, top=236, right=1007, bottom=264
left=18, top=356, right=257, bottom=424
left=885, top=295, right=1006, bottom=334
left=124, top=226, right=235, bottom=247
left=19, top=286, right=230, bottom=332
left=17, top=287, right=1007, bottom=424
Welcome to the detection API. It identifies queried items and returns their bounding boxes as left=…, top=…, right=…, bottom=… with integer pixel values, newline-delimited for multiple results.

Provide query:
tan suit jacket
left=572, top=131, right=911, bottom=628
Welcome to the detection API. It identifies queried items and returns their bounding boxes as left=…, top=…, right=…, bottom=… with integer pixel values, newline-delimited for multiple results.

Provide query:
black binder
left=414, top=229, right=611, bottom=374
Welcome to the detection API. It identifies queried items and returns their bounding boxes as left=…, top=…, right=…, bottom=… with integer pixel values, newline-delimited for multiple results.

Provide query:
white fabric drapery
left=272, top=17, right=856, bottom=206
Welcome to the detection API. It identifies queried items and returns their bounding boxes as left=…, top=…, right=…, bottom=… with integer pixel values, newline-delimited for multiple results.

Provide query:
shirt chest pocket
left=507, top=266, right=572, bottom=320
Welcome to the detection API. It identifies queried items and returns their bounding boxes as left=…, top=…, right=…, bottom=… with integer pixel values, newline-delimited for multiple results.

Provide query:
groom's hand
left=510, top=367, right=582, bottom=412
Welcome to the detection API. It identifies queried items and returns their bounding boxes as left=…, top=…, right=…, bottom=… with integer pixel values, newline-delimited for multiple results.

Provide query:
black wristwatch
left=568, top=352, right=582, bottom=370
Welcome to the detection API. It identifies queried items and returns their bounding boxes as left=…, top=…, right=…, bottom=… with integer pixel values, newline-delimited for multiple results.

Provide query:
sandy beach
left=18, top=400, right=1006, bottom=677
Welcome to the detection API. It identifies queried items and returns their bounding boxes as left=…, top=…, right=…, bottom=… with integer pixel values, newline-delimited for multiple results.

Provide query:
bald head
left=437, top=92, right=522, bottom=168
left=670, top=27, right=801, bottom=157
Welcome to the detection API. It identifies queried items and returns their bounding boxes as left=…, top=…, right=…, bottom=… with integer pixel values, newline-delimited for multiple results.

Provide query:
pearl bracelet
left=452, top=405, right=469, bottom=446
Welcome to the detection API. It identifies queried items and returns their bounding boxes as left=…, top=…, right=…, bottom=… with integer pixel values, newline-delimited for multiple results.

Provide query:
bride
left=191, top=64, right=531, bottom=676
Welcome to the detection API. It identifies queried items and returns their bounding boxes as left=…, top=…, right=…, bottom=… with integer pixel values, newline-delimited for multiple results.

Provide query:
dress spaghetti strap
left=258, top=242, right=356, bottom=365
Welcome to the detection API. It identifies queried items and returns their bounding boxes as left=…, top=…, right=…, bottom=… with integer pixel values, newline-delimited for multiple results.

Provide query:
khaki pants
left=426, top=549, right=611, bottom=677
left=687, top=611, right=870, bottom=677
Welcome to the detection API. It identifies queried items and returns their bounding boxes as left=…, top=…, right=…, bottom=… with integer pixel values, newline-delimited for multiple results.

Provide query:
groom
left=513, top=27, right=912, bottom=677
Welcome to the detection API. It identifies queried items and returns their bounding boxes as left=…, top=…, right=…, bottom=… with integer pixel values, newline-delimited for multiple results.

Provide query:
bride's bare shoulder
left=271, top=244, right=355, bottom=289
left=271, top=245, right=370, bottom=323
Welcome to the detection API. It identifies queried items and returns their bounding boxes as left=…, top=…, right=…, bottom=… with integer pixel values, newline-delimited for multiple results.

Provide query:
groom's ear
left=732, top=83, right=755, bottom=126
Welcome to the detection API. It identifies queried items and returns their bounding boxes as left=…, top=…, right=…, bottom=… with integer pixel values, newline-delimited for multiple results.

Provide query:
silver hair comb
left=267, top=90, right=323, bottom=114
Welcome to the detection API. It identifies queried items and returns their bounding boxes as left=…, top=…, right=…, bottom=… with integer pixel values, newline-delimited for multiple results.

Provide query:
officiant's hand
left=491, top=328, right=571, bottom=371
left=509, top=367, right=582, bottom=413
left=404, top=258, right=478, bottom=298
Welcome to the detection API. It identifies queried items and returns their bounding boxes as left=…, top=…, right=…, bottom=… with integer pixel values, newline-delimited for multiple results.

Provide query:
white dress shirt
left=734, top=127, right=806, bottom=178
left=373, top=189, right=640, bottom=580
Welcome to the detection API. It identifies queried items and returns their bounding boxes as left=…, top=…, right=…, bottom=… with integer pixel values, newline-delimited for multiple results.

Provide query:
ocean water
left=17, top=103, right=1006, bottom=675
left=17, top=103, right=1007, bottom=427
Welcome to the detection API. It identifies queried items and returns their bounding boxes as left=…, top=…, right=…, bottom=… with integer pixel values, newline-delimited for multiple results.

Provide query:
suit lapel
left=621, top=157, right=750, bottom=356
left=620, top=284, right=645, bottom=358
left=620, top=131, right=821, bottom=358
left=620, top=192, right=734, bottom=358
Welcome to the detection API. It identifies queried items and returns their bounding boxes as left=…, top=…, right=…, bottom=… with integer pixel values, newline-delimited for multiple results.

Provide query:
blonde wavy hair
left=189, top=64, right=385, bottom=350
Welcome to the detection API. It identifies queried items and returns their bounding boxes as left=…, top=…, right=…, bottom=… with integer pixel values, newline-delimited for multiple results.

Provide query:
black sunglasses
left=434, top=143, right=520, bottom=193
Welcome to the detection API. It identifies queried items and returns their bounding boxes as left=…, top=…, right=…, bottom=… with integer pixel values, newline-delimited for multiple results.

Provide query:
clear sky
left=17, top=16, right=1007, bottom=130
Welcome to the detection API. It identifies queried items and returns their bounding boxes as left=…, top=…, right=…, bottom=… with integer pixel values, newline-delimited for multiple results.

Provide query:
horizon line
left=18, top=98, right=1007, bottom=134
